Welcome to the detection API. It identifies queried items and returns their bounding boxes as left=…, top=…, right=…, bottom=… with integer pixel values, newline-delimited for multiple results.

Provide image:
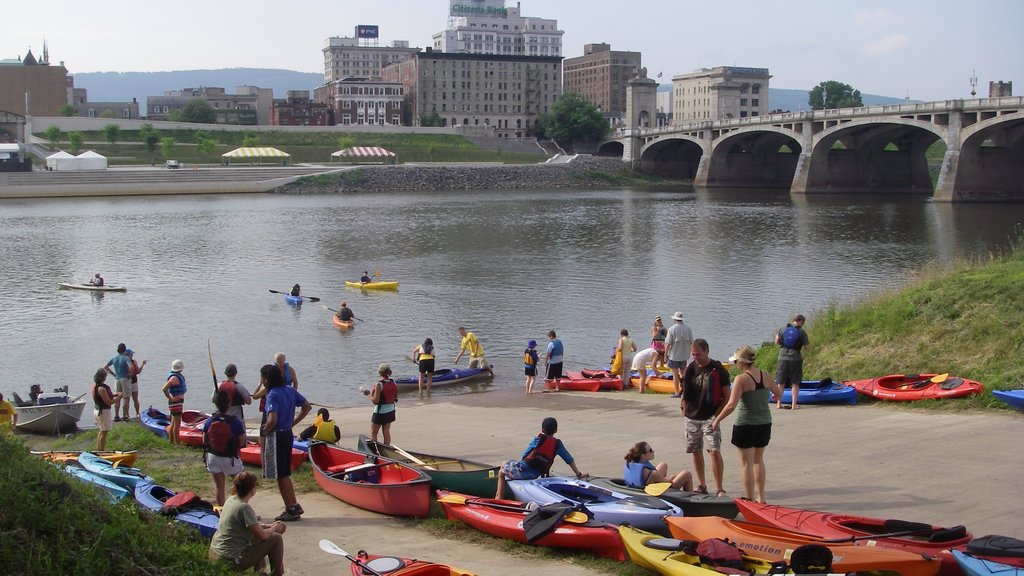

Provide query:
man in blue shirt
left=544, top=330, right=564, bottom=392
left=260, top=364, right=311, bottom=522
left=104, top=343, right=132, bottom=421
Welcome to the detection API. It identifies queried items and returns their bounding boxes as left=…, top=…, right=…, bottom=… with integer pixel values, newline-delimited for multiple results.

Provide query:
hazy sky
left=7, top=0, right=1022, bottom=101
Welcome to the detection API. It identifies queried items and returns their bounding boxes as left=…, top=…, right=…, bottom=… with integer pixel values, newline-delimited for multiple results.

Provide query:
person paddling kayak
left=335, top=301, right=357, bottom=323
left=89, top=273, right=105, bottom=286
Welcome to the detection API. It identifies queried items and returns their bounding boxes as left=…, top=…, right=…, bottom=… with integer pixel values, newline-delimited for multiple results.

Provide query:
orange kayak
left=332, top=315, right=355, bottom=330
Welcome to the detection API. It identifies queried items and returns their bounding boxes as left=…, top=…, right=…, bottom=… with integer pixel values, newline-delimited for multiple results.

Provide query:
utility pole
left=969, top=69, right=978, bottom=97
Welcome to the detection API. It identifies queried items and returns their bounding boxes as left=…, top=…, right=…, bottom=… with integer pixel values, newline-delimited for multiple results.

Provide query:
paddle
left=644, top=482, right=673, bottom=496
left=392, top=445, right=431, bottom=468
left=321, top=305, right=364, bottom=322
left=436, top=494, right=588, bottom=523
left=822, top=524, right=966, bottom=544
left=207, top=337, right=218, bottom=394
left=318, top=539, right=383, bottom=576
left=268, top=289, right=320, bottom=302
left=931, top=373, right=949, bottom=383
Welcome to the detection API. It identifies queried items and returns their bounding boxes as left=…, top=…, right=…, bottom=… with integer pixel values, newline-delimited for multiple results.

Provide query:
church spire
left=42, top=37, right=49, bottom=65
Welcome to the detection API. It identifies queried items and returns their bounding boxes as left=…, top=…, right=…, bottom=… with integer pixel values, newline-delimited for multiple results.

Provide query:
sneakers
left=114, top=416, right=122, bottom=422
left=290, top=503, right=304, bottom=515
left=670, top=393, right=682, bottom=398
left=274, top=504, right=304, bottom=522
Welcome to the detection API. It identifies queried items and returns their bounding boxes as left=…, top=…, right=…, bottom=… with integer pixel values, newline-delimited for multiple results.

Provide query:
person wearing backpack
left=774, top=314, right=811, bottom=410
left=494, top=417, right=587, bottom=498
left=523, top=339, right=539, bottom=394
left=204, top=389, right=247, bottom=506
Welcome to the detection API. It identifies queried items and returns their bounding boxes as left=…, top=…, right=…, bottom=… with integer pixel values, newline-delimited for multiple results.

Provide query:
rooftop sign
left=450, top=0, right=508, bottom=17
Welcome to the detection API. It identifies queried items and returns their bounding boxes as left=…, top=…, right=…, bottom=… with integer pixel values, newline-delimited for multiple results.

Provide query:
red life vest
left=523, top=433, right=558, bottom=475
left=218, top=380, right=243, bottom=406
left=378, top=379, right=398, bottom=405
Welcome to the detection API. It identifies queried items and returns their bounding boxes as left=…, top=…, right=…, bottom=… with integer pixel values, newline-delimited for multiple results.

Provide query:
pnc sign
left=450, top=0, right=508, bottom=18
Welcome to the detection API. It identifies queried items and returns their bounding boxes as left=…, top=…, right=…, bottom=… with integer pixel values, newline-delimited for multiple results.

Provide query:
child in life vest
left=299, top=408, right=341, bottom=444
left=523, top=340, right=540, bottom=394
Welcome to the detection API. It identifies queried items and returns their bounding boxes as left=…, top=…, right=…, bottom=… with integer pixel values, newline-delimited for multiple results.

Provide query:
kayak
left=994, top=389, right=1024, bottom=409
left=33, top=450, right=139, bottom=467
left=345, top=549, right=477, bottom=576
left=332, top=315, right=355, bottom=330
left=546, top=370, right=623, bottom=392
left=619, top=524, right=788, bottom=576
left=392, top=367, right=491, bottom=390
left=356, top=434, right=499, bottom=498
left=575, top=369, right=626, bottom=390
left=629, top=373, right=677, bottom=394
left=960, top=535, right=1024, bottom=569
left=588, top=477, right=738, bottom=518
left=345, top=280, right=399, bottom=291
left=849, top=373, right=984, bottom=401
left=77, top=451, right=154, bottom=490
left=735, top=499, right=970, bottom=576
left=239, top=441, right=305, bottom=471
left=436, top=489, right=627, bottom=561
left=954, top=550, right=1024, bottom=576
left=165, top=410, right=211, bottom=447
left=140, top=406, right=170, bottom=438
left=134, top=481, right=219, bottom=538
left=58, top=282, right=127, bottom=292
left=308, top=441, right=433, bottom=518
left=545, top=377, right=600, bottom=392
left=64, top=464, right=131, bottom=502
left=284, top=293, right=303, bottom=305
left=665, top=516, right=945, bottom=576
left=771, top=379, right=858, bottom=405
left=508, top=476, right=681, bottom=534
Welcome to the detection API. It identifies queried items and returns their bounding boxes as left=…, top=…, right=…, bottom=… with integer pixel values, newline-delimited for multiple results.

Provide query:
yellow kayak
left=344, top=280, right=399, bottom=291
left=33, top=450, right=139, bottom=467
left=619, top=525, right=788, bottom=576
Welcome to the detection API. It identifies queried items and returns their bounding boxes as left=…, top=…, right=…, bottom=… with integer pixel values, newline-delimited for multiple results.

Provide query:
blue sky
left=6, top=0, right=1022, bottom=101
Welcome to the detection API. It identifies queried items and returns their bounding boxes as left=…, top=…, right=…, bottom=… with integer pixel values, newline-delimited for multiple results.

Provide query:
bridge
left=599, top=97, right=1024, bottom=202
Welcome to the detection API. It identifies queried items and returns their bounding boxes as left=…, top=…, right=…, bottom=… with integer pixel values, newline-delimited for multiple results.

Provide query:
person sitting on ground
left=360, top=271, right=372, bottom=284
left=335, top=301, right=355, bottom=322
left=89, top=273, right=104, bottom=286
left=289, top=284, right=301, bottom=297
left=298, top=408, right=340, bottom=444
left=623, top=441, right=693, bottom=491
left=495, top=417, right=587, bottom=499
left=208, top=471, right=287, bottom=576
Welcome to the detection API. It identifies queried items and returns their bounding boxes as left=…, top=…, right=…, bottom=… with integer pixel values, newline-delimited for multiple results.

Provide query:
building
left=432, top=1, right=563, bottom=57
left=313, top=78, right=405, bottom=126
left=672, top=66, right=771, bottom=123
left=270, top=91, right=331, bottom=126
left=989, top=81, right=1013, bottom=97
left=322, top=29, right=419, bottom=83
left=656, top=88, right=672, bottom=127
left=562, top=43, right=641, bottom=126
left=147, top=86, right=273, bottom=125
left=0, top=45, right=70, bottom=117
left=69, top=84, right=140, bottom=119
left=384, top=50, right=561, bottom=137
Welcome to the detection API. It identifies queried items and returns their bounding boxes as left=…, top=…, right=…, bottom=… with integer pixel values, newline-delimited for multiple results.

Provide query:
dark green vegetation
left=808, top=80, right=864, bottom=110
left=33, top=128, right=544, bottom=165
left=754, top=235, right=1024, bottom=410
left=540, top=92, right=609, bottom=152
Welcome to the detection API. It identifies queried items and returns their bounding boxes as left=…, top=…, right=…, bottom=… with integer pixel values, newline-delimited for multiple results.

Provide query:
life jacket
left=203, top=412, right=241, bottom=458
left=781, top=324, right=801, bottom=349
left=523, top=433, right=558, bottom=475
left=339, top=307, right=353, bottom=321
left=311, top=418, right=340, bottom=443
left=377, top=379, right=398, bottom=405
left=279, top=362, right=293, bottom=387
left=92, top=382, right=113, bottom=412
left=218, top=380, right=243, bottom=406
left=706, top=360, right=727, bottom=406
left=548, top=339, right=563, bottom=358
left=524, top=348, right=538, bottom=367
left=696, top=538, right=747, bottom=575
left=159, top=491, right=213, bottom=516
left=417, top=345, right=435, bottom=362
left=166, top=371, right=187, bottom=396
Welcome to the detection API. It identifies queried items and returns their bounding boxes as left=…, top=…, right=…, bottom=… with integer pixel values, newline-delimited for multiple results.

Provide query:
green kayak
left=356, top=434, right=498, bottom=498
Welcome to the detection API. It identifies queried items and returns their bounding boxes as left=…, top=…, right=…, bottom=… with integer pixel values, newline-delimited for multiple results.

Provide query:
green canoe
left=356, top=434, right=499, bottom=498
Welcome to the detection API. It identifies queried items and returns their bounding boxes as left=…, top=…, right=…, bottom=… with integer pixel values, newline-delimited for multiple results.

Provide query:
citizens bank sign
left=450, top=0, right=508, bottom=17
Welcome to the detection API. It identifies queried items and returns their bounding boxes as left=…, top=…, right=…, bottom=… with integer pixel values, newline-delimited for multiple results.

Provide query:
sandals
left=716, top=489, right=728, bottom=497
left=694, top=485, right=708, bottom=494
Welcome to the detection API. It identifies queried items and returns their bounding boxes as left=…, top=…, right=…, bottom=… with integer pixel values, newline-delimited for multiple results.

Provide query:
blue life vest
left=166, top=371, right=187, bottom=396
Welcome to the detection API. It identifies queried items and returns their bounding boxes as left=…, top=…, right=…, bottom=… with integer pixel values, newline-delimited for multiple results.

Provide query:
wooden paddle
left=268, top=289, right=320, bottom=302
left=206, top=337, right=218, bottom=394
left=318, top=540, right=383, bottom=576
left=644, top=482, right=673, bottom=496
left=392, top=445, right=433, bottom=468
left=436, top=494, right=588, bottom=523
left=321, top=305, right=364, bottom=322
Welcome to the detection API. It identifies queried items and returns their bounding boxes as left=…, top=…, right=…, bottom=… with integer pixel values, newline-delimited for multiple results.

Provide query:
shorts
left=652, top=341, right=666, bottom=352
left=468, top=356, right=488, bottom=370
left=259, top=411, right=268, bottom=437
left=684, top=417, right=722, bottom=453
left=732, top=423, right=772, bottom=449
left=545, top=362, right=563, bottom=381
left=371, top=409, right=396, bottom=425
left=776, top=358, right=803, bottom=386
left=168, top=399, right=184, bottom=415
left=525, top=365, right=537, bottom=376
left=667, top=359, right=688, bottom=369
left=95, top=408, right=114, bottom=432
left=206, top=453, right=244, bottom=475
left=500, top=459, right=540, bottom=481
left=115, top=378, right=131, bottom=395
left=262, top=429, right=294, bottom=479
left=418, top=359, right=435, bottom=375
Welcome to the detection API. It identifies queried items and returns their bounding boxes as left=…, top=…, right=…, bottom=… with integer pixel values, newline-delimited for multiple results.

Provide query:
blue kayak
left=994, top=389, right=1024, bottom=410
left=392, top=366, right=492, bottom=390
left=953, top=550, right=1024, bottom=576
left=773, top=379, right=857, bottom=405
left=285, top=294, right=303, bottom=306
left=141, top=405, right=170, bottom=438
left=64, top=464, right=130, bottom=502
left=78, top=451, right=153, bottom=489
left=134, top=481, right=219, bottom=538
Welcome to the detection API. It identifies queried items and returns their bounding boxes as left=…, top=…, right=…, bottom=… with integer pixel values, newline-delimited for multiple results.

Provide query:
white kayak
left=58, top=282, right=127, bottom=292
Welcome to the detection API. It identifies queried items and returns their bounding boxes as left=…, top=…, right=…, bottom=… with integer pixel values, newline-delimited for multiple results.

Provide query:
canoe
left=332, top=315, right=355, bottom=330
left=165, top=410, right=211, bottom=447
left=629, top=374, right=677, bottom=394
left=665, top=516, right=944, bottom=576
left=134, top=481, right=219, bottom=538
left=356, top=434, right=499, bottom=498
left=33, top=450, right=139, bottom=467
left=58, top=282, right=127, bottom=292
left=954, top=550, right=1024, bottom=576
left=13, top=398, right=86, bottom=434
left=345, top=549, right=478, bottom=576
left=345, top=280, right=399, bottom=291
left=619, top=524, right=791, bottom=576
left=848, top=373, right=984, bottom=401
left=308, top=441, right=433, bottom=518
left=508, top=476, right=681, bottom=534
left=239, top=441, right=305, bottom=471
left=391, top=367, right=491, bottom=390
left=141, top=406, right=170, bottom=438
left=436, top=489, right=627, bottom=561
left=771, top=379, right=858, bottom=405
left=735, top=499, right=970, bottom=576
left=588, top=477, right=738, bottom=518
left=284, top=293, right=303, bottom=305
left=64, top=464, right=131, bottom=502
left=959, top=535, right=1024, bottom=570
left=575, top=369, right=626, bottom=391
left=994, top=389, right=1024, bottom=410
left=78, top=451, right=154, bottom=490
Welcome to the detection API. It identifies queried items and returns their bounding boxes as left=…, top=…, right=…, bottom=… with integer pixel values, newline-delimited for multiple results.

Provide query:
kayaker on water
left=360, top=271, right=372, bottom=283
left=289, top=284, right=301, bottom=297
left=335, top=301, right=356, bottom=323
left=623, top=441, right=693, bottom=491
left=89, top=273, right=104, bottom=286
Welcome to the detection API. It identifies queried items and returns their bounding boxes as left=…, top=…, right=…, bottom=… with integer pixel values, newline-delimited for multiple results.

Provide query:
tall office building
left=322, top=27, right=419, bottom=83
left=563, top=43, right=641, bottom=125
left=672, top=66, right=771, bottom=123
left=432, top=1, right=563, bottom=57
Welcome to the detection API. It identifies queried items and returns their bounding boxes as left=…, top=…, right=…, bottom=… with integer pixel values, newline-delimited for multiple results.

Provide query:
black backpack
left=204, top=413, right=240, bottom=458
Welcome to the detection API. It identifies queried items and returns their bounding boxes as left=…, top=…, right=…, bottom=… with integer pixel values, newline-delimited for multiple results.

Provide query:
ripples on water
left=1, top=188, right=1019, bottom=410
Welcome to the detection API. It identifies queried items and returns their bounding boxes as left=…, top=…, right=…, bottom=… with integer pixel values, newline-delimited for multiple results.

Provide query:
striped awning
left=222, top=147, right=291, bottom=158
left=332, top=146, right=395, bottom=157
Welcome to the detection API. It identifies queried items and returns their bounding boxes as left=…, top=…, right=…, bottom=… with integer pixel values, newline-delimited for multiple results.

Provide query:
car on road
left=166, top=160, right=181, bottom=169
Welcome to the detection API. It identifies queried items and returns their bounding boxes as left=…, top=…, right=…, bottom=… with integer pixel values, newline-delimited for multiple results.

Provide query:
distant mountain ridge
left=72, top=67, right=911, bottom=115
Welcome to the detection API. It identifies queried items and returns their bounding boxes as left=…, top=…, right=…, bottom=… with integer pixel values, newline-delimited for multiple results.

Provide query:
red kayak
left=239, top=442, right=305, bottom=471
left=849, top=373, right=983, bottom=401
left=544, top=377, right=600, bottom=392
left=346, top=549, right=477, bottom=576
left=309, top=442, right=432, bottom=518
left=436, top=489, right=626, bottom=561
left=165, top=410, right=210, bottom=447
left=736, top=500, right=970, bottom=576
left=572, top=369, right=625, bottom=391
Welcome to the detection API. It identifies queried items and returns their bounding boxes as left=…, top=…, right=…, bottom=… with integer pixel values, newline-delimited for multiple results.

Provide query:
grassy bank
left=754, top=234, right=1024, bottom=409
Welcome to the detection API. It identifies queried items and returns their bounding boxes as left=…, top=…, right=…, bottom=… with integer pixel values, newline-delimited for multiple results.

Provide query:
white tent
left=222, top=147, right=291, bottom=165
left=45, top=150, right=76, bottom=171
left=75, top=150, right=108, bottom=170
left=331, top=146, right=396, bottom=164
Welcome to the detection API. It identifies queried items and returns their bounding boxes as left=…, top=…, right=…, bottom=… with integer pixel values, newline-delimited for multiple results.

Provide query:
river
left=1, top=186, right=1020, bottom=410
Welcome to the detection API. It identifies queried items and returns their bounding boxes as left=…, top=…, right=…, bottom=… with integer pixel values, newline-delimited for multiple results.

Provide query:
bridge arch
left=596, top=140, right=624, bottom=157
left=952, top=111, right=1024, bottom=201
left=802, top=118, right=945, bottom=195
left=637, top=136, right=706, bottom=179
left=705, top=126, right=804, bottom=189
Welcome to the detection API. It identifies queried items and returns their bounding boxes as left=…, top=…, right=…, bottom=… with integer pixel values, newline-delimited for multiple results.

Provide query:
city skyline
left=6, top=0, right=1021, bottom=102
